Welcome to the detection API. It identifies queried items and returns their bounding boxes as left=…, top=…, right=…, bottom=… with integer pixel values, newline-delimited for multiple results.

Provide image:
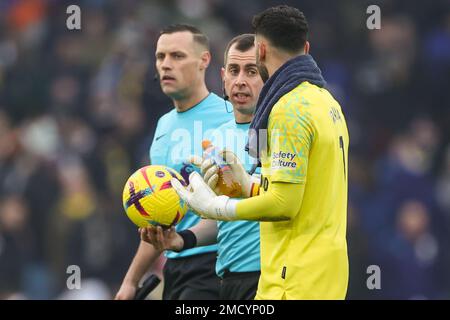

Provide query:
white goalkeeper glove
left=170, top=171, right=237, bottom=221
left=190, top=149, right=260, bottom=198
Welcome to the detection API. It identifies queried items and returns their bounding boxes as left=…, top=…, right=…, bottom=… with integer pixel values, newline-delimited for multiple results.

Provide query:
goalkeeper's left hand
left=171, top=171, right=237, bottom=221
left=190, top=150, right=260, bottom=198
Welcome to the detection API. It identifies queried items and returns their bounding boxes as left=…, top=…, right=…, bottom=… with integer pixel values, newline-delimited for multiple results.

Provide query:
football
left=122, top=165, right=188, bottom=228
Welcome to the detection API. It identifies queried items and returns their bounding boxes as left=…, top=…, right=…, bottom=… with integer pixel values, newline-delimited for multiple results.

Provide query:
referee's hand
left=139, top=226, right=183, bottom=252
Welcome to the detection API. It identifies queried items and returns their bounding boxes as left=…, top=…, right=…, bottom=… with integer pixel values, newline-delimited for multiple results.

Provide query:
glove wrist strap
left=250, top=183, right=260, bottom=197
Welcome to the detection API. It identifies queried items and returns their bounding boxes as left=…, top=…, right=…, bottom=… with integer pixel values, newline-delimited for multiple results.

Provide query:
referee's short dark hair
left=223, top=34, right=255, bottom=65
left=160, top=24, right=209, bottom=50
left=252, top=5, right=309, bottom=53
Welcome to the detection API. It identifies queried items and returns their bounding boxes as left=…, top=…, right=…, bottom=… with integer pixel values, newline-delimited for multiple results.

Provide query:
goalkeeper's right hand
left=190, top=150, right=260, bottom=198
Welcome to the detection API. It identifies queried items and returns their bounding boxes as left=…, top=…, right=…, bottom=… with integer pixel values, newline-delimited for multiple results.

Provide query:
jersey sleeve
left=267, top=98, right=315, bottom=184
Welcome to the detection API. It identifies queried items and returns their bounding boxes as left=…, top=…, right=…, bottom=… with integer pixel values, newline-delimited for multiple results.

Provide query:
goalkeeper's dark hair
left=252, top=5, right=309, bottom=53
left=160, top=24, right=209, bottom=50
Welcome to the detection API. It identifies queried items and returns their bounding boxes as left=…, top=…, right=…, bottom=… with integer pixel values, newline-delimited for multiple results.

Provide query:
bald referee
left=170, top=5, right=349, bottom=300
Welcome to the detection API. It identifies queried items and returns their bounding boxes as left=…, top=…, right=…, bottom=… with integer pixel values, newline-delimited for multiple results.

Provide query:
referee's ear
left=199, top=51, right=211, bottom=71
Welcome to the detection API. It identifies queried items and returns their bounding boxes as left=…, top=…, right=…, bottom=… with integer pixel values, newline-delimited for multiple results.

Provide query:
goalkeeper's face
left=155, top=31, right=210, bottom=100
left=222, top=45, right=264, bottom=116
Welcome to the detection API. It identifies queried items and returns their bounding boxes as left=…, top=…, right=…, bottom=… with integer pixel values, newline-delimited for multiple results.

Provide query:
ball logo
left=155, top=171, right=165, bottom=178
left=180, top=162, right=195, bottom=183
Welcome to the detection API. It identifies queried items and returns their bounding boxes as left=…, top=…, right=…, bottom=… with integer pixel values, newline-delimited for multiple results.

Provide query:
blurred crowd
left=0, top=0, right=449, bottom=299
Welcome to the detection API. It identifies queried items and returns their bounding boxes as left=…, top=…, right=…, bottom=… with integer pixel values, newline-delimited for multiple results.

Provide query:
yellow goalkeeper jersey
left=256, top=81, right=349, bottom=300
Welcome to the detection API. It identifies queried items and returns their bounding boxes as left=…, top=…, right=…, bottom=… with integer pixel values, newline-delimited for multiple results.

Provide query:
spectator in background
left=379, top=200, right=444, bottom=299
left=48, top=159, right=138, bottom=294
left=0, top=194, right=33, bottom=299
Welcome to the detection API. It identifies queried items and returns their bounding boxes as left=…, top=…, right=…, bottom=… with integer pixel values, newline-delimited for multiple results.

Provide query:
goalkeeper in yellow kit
left=171, top=5, right=349, bottom=300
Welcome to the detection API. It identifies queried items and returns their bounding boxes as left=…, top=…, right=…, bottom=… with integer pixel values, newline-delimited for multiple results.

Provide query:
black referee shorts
left=162, top=252, right=220, bottom=300
left=220, top=270, right=261, bottom=300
